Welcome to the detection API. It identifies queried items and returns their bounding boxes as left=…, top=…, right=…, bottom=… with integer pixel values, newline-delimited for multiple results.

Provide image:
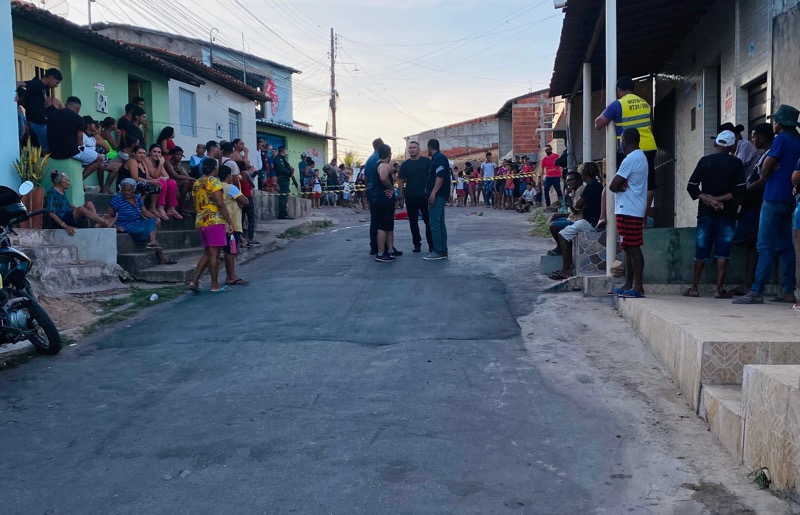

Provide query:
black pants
left=277, top=177, right=289, bottom=218
left=405, top=196, right=433, bottom=250
left=369, top=202, right=383, bottom=253
left=242, top=195, right=255, bottom=239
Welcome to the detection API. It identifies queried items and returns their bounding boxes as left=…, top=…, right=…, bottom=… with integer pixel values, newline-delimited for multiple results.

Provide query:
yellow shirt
left=193, top=176, right=224, bottom=228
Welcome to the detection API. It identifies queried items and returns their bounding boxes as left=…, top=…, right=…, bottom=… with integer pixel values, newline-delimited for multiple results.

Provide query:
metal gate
left=653, top=90, right=676, bottom=228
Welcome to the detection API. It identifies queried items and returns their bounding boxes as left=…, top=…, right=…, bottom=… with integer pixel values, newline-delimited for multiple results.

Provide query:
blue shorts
left=550, top=218, right=572, bottom=230
left=695, top=215, right=736, bottom=260
left=794, top=202, right=800, bottom=231
left=505, top=188, right=514, bottom=196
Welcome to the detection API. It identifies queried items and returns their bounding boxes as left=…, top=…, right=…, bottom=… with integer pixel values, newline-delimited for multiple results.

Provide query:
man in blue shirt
left=734, top=104, right=800, bottom=305
left=423, top=139, right=451, bottom=260
left=364, top=138, right=382, bottom=255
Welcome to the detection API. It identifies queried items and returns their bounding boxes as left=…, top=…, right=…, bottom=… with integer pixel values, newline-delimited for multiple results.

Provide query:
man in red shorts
left=609, top=127, right=648, bottom=298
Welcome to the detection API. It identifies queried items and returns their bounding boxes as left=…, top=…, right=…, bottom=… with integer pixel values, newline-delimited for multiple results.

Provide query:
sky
left=48, top=0, right=564, bottom=159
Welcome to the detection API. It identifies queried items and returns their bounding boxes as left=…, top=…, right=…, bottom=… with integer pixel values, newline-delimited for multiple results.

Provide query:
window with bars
left=179, top=88, right=196, bottom=137
left=229, top=109, right=240, bottom=140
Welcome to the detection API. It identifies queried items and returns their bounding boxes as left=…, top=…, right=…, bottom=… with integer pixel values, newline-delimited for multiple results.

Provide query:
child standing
left=312, top=171, right=322, bottom=209
left=342, top=180, right=351, bottom=208
left=456, top=171, right=466, bottom=207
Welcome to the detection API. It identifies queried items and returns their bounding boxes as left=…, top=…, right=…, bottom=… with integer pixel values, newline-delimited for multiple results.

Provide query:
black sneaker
left=412, top=245, right=421, bottom=253
left=369, top=249, right=378, bottom=255
left=375, top=253, right=395, bottom=263
left=390, top=247, right=403, bottom=257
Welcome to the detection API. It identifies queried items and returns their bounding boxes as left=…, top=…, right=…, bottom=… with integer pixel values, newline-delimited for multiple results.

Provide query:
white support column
left=582, top=62, right=592, bottom=164
left=604, top=0, right=617, bottom=276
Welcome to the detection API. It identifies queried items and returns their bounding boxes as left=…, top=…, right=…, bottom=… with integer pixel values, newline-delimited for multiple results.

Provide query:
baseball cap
left=715, top=130, right=736, bottom=147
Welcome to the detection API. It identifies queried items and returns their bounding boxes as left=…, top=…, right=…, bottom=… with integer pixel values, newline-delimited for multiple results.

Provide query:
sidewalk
left=616, top=293, right=800, bottom=491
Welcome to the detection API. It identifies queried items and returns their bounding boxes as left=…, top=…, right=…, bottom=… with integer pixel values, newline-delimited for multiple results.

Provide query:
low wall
left=13, top=228, right=118, bottom=267
left=575, top=227, right=784, bottom=286
left=251, top=191, right=310, bottom=221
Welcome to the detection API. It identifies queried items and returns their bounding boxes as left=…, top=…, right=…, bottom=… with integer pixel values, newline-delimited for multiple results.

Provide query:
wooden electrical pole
left=330, top=28, right=337, bottom=163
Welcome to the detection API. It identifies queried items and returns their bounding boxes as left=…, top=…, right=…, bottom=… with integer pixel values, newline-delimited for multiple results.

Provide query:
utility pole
left=330, top=28, right=338, bottom=163
left=87, top=0, right=94, bottom=30
left=242, top=32, right=247, bottom=85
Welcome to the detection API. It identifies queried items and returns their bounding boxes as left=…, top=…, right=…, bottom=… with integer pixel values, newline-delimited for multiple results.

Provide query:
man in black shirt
left=398, top=141, right=433, bottom=252
left=549, top=162, right=603, bottom=280
left=423, top=139, right=451, bottom=260
left=17, top=68, right=62, bottom=152
left=685, top=130, right=746, bottom=298
left=46, top=97, right=84, bottom=160
left=126, top=107, right=147, bottom=146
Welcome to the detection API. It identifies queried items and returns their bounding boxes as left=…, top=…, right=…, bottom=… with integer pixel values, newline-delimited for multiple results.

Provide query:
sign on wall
left=724, top=84, right=734, bottom=119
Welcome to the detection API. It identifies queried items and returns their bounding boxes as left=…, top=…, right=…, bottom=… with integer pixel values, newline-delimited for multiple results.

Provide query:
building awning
left=549, top=0, right=716, bottom=97
left=10, top=1, right=202, bottom=86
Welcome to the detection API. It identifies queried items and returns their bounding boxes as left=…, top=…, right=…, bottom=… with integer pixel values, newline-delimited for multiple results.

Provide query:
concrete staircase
left=616, top=295, right=800, bottom=491
left=85, top=193, right=298, bottom=283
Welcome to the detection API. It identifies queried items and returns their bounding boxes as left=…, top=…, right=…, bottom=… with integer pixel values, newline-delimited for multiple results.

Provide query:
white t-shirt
left=343, top=182, right=351, bottom=193
left=481, top=161, right=496, bottom=178
left=312, top=178, right=322, bottom=193
left=614, top=149, right=648, bottom=217
left=522, top=188, right=535, bottom=202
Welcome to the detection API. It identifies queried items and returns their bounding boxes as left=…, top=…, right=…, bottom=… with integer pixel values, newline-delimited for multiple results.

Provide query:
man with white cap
left=684, top=130, right=746, bottom=299
left=734, top=104, right=800, bottom=305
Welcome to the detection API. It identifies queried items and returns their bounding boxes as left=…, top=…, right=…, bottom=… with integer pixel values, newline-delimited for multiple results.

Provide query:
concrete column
left=582, top=62, right=592, bottom=164
left=1, top=2, right=20, bottom=187
left=604, top=0, right=617, bottom=276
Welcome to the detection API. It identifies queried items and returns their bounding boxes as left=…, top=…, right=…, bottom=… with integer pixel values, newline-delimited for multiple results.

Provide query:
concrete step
left=118, top=246, right=206, bottom=274
left=699, top=384, right=744, bottom=461
left=134, top=255, right=198, bottom=283
left=741, top=365, right=800, bottom=491
left=616, top=294, right=800, bottom=412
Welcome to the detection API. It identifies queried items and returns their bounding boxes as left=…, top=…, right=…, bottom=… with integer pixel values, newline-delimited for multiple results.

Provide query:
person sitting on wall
left=107, top=178, right=173, bottom=264
left=165, top=146, right=196, bottom=214
left=146, top=144, right=182, bottom=221
left=546, top=171, right=585, bottom=256
left=45, top=171, right=116, bottom=234
left=77, top=116, right=110, bottom=190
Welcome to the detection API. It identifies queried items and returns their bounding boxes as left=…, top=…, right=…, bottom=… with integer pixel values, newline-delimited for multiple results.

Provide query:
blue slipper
left=608, top=287, right=625, bottom=296
left=210, top=286, right=230, bottom=293
left=620, top=289, right=646, bottom=298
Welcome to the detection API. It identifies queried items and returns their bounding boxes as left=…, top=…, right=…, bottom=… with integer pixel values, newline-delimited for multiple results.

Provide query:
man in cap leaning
left=684, top=130, right=746, bottom=299
left=734, top=104, right=800, bottom=305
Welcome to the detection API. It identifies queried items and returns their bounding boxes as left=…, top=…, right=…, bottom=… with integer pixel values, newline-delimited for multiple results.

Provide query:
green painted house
left=257, top=120, right=333, bottom=185
left=11, top=0, right=199, bottom=152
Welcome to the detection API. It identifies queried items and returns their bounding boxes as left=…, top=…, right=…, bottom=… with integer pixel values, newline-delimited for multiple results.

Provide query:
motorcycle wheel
left=25, top=297, right=62, bottom=355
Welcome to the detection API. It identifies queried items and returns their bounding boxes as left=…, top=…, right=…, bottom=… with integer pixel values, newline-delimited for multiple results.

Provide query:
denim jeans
left=429, top=196, right=447, bottom=254
left=483, top=182, right=494, bottom=206
left=751, top=200, right=796, bottom=294
left=29, top=122, right=48, bottom=152
left=543, top=176, right=562, bottom=206
left=694, top=215, right=736, bottom=260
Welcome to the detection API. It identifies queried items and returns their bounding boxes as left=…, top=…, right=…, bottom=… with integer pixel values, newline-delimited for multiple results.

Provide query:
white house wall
left=659, top=0, right=770, bottom=228
left=168, top=79, right=257, bottom=152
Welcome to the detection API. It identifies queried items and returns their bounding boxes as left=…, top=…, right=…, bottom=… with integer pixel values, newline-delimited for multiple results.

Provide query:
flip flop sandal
left=210, top=286, right=230, bottom=293
left=146, top=243, right=162, bottom=250
left=225, top=278, right=249, bottom=286
left=608, top=287, right=625, bottom=296
left=715, top=290, right=733, bottom=299
left=160, top=259, right=178, bottom=265
left=187, top=283, right=201, bottom=293
left=548, top=271, right=569, bottom=280
left=682, top=288, right=700, bottom=297
left=620, top=290, right=646, bottom=299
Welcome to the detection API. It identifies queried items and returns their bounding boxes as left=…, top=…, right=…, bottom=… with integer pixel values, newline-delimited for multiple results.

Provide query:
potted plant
left=13, top=141, right=48, bottom=229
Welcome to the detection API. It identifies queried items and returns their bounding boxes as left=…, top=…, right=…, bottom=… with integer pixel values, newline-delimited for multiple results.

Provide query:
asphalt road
left=0, top=207, right=788, bottom=514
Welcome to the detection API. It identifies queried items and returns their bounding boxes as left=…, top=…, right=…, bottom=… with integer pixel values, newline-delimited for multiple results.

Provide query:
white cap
left=715, top=130, right=736, bottom=147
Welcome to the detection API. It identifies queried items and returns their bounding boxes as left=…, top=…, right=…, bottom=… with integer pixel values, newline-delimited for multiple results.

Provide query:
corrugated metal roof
left=10, top=1, right=202, bottom=87
left=549, top=0, right=716, bottom=97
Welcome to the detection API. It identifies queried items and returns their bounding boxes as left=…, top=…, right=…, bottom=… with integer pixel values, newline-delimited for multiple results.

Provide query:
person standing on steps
left=423, top=139, right=450, bottom=261
left=609, top=128, right=648, bottom=298
left=274, top=146, right=298, bottom=220
left=398, top=141, right=433, bottom=253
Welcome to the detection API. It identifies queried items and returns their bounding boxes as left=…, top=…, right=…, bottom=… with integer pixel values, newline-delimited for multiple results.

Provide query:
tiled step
left=616, top=295, right=800, bottom=412
left=699, top=384, right=744, bottom=461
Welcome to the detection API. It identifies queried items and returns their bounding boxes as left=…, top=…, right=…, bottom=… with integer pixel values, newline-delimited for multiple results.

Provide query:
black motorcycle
left=0, top=181, right=60, bottom=355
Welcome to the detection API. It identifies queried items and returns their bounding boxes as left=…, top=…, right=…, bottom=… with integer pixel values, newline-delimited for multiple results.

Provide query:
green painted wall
left=14, top=19, right=170, bottom=146
left=257, top=124, right=329, bottom=184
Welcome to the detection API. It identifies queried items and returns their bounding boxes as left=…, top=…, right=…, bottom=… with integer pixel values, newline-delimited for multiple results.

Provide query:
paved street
left=0, top=208, right=791, bottom=514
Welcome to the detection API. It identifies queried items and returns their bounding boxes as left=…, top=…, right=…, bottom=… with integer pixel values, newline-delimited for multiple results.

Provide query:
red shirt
left=542, top=154, right=561, bottom=178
